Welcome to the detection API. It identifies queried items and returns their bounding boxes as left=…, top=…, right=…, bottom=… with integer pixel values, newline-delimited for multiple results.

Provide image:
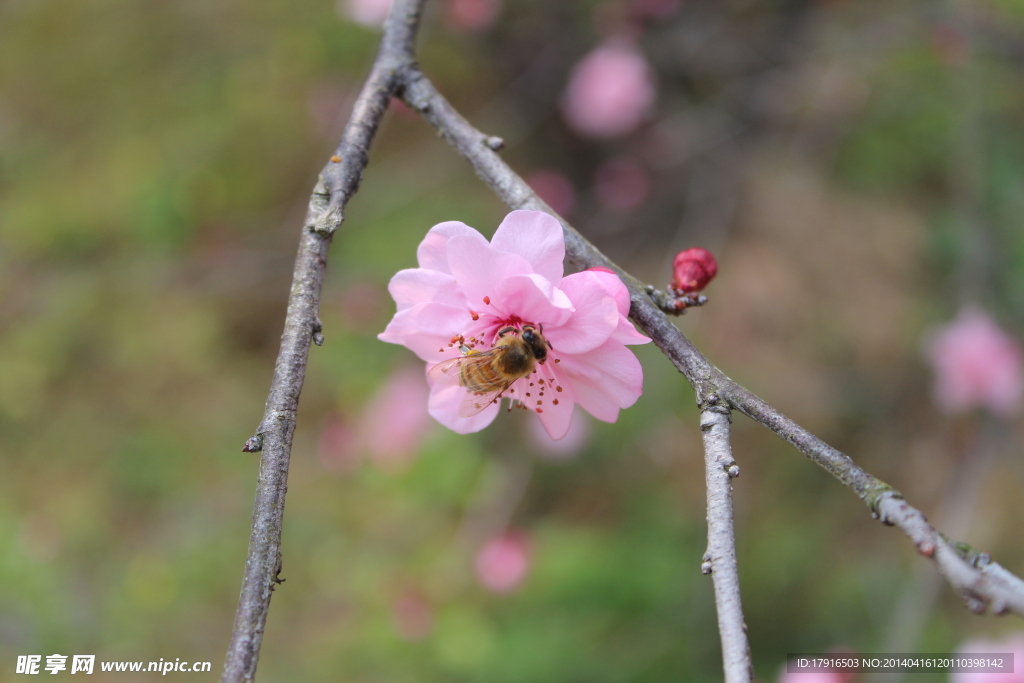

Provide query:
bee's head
left=521, top=324, right=548, bottom=362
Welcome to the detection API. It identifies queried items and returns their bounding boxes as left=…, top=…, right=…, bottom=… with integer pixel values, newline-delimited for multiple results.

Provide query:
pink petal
left=529, top=406, right=591, bottom=459
left=416, top=221, right=487, bottom=274
left=579, top=270, right=650, bottom=345
left=925, top=306, right=1023, bottom=416
left=343, top=0, right=393, bottom=26
left=446, top=234, right=536, bottom=310
left=492, top=274, right=573, bottom=327
left=490, top=210, right=566, bottom=284
left=566, top=373, right=622, bottom=422
left=532, top=379, right=575, bottom=440
left=387, top=268, right=464, bottom=311
left=428, top=381, right=499, bottom=434
left=525, top=170, right=576, bottom=217
left=360, top=366, right=432, bottom=469
left=557, top=339, right=644, bottom=421
left=561, top=41, right=656, bottom=139
left=546, top=271, right=622, bottom=354
left=475, top=532, right=531, bottom=593
left=583, top=268, right=631, bottom=317
left=379, top=302, right=473, bottom=361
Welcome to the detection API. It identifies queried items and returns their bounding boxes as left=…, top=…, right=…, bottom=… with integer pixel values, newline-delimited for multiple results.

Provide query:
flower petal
left=557, top=339, right=644, bottom=421
left=571, top=270, right=649, bottom=345
left=417, top=221, right=487, bottom=273
left=585, top=268, right=632, bottom=317
left=378, top=302, right=473, bottom=362
left=387, top=268, right=464, bottom=312
left=428, top=380, right=500, bottom=434
left=492, top=274, right=573, bottom=327
left=490, top=210, right=565, bottom=284
left=447, top=234, right=535, bottom=310
left=545, top=271, right=621, bottom=354
left=568, top=374, right=623, bottom=422
left=532, top=370, right=576, bottom=439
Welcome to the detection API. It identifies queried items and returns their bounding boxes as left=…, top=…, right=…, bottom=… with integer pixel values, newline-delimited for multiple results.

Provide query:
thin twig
left=700, top=398, right=753, bottom=682
left=396, top=66, right=1024, bottom=617
left=221, top=3, right=425, bottom=681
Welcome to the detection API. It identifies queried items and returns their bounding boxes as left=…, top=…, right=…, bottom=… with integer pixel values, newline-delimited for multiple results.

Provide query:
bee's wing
left=426, top=348, right=500, bottom=386
left=427, top=348, right=510, bottom=417
left=458, top=379, right=513, bottom=417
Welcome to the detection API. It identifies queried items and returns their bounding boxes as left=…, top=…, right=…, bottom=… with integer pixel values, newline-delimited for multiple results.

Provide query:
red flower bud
left=670, top=247, right=718, bottom=294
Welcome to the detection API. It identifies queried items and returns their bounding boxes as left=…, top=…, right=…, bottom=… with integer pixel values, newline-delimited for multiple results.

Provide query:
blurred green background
left=2, top=0, right=1023, bottom=680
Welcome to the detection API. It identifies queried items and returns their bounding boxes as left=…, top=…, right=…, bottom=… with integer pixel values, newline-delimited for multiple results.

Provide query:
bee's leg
left=497, top=326, right=516, bottom=337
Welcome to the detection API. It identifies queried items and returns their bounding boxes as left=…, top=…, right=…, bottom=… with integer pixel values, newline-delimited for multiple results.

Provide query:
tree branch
left=395, top=66, right=1024, bottom=618
left=700, top=399, right=753, bottom=682
left=221, top=3, right=425, bottom=681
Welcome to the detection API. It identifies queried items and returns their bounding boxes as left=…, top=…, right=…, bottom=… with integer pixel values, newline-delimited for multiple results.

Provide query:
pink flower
left=526, top=169, right=577, bottom=217
left=443, top=0, right=501, bottom=32
left=360, top=366, right=432, bottom=470
left=777, top=670, right=846, bottom=683
left=924, top=306, right=1024, bottom=417
left=317, top=416, right=361, bottom=475
left=378, top=211, right=650, bottom=440
left=951, top=633, right=1024, bottom=683
left=561, top=39, right=656, bottom=139
left=475, top=532, right=531, bottom=593
left=339, top=0, right=392, bottom=26
left=317, top=366, right=432, bottom=474
left=392, top=590, right=434, bottom=641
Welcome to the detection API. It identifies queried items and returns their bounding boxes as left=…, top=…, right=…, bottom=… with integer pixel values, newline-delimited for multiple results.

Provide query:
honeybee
left=429, top=324, right=553, bottom=417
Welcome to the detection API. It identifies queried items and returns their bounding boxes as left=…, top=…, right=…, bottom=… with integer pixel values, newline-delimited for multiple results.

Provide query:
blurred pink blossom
left=317, top=416, right=361, bottom=475
left=475, top=531, right=531, bottom=593
left=924, top=306, right=1024, bottom=417
left=952, top=633, right=1024, bottom=683
left=361, top=366, right=432, bottom=470
left=339, top=0, right=392, bottom=26
left=777, top=670, right=846, bottom=683
left=378, top=211, right=650, bottom=440
left=528, top=406, right=591, bottom=461
left=594, top=157, right=650, bottom=210
left=317, top=366, right=432, bottom=474
left=526, top=169, right=577, bottom=217
left=444, top=0, right=501, bottom=32
left=561, top=39, right=656, bottom=138
left=392, top=590, right=434, bottom=641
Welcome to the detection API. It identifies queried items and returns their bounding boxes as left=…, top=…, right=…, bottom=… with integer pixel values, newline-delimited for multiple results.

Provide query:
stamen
left=536, top=408, right=544, bottom=413
left=553, top=399, right=559, bottom=405
left=556, top=386, right=563, bottom=392
left=554, top=359, right=560, bottom=363
left=483, top=296, right=491, bottom=305
left=470, top=311, right=479, bottom=321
